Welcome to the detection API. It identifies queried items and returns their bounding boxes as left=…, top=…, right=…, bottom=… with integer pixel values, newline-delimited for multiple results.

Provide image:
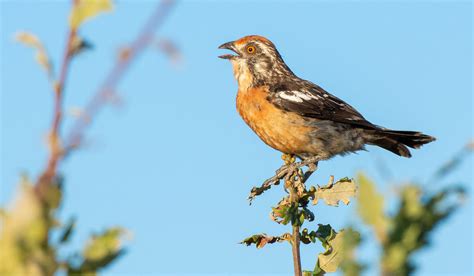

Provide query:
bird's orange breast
left=236, top=86, right=314, bottom=154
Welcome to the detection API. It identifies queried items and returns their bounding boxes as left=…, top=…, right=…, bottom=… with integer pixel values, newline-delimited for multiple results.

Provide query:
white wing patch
left=276, top=90, right=321, bottom=103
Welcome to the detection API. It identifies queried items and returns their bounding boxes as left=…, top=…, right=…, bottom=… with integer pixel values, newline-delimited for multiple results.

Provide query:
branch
left=63, top=0, right=176, bottom=154
left=34, top=0, right=176, bottom=199
left=248, top=155, right=319, bottom=203
left=35, top=0, right=78, bottom=199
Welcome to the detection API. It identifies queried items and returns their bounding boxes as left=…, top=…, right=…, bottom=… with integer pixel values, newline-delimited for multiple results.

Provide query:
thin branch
left=287, top=158, right=306, bottom=276
left=248, top=155, right=320, bottom=203
left=34, top=0, right=176, bottom=199
left=35, top=0, right=77, bottom=199
left=291, top=224, right=302, bottom=276
left=64, top=0, right=176, bottom=154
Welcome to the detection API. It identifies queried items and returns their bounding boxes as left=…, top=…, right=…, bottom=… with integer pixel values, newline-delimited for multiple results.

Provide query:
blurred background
left=1, top=1, right=472, bottom=275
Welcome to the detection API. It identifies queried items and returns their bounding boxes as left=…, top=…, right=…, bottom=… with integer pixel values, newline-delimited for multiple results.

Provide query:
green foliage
left=355, top=173, right=466, bottom=276
left=381, top=185, right=465, bottom=275
left=0, top=177, right=56, bottom=276
left=315, top=227, right=354, bottom=274
left=243, top=159, right=359, bottom=275
left=2, top=2, right=129, bottom=275
left=68, top=228, right=127, bottom=275
left=339, top=228, right=364, bottom=276
left=356, top=174, right=390, bottom=242
left=245, top=142, right=471, bottom=275
left=0, top=177, right=127, bottom=276
left=302, top=226, right=362, bottom=276
left=271, top=197, right=313, bottom=227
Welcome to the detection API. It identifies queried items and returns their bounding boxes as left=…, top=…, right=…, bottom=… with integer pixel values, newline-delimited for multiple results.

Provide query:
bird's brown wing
left=268, top=80, right=378, bottom=130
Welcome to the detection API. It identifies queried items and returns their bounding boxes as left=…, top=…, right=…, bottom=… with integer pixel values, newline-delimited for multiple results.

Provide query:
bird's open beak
left=218, top=41, right=240, bottom=59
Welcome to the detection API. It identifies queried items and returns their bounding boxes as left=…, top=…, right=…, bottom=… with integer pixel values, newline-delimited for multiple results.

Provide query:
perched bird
left=219, top=35, right=435, bottom=161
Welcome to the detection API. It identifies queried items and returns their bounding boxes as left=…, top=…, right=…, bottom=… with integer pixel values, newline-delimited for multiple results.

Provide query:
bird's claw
left=247, top=155, right=320, bottom=203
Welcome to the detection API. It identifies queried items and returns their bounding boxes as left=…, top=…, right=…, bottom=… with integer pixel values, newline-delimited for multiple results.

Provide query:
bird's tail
left=367, top=129, right=436, bottom=158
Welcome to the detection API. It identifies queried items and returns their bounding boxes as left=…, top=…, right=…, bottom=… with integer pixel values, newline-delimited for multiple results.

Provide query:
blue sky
left=1, top=1, right=472, bottom=275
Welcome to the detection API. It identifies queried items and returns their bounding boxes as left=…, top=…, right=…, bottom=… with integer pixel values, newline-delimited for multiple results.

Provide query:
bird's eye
left=246, top=45, right=256, bottom=54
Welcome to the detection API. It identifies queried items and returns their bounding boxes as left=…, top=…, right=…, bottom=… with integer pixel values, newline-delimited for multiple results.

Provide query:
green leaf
left=381, top=184, right=465, bottom=275
left=300, top=228, right=318, bottom=244
left=315, top=228, right=359, bottom=274
left=58, top=216, right=76, bottom=244
left=0, top=176, right=57, bottom=275
left=311, top=177, right=357, bottom=207
left=303, top=271, right=322, bottom=276
left=340, top=228, right=364, bottom=276
left=270, top=197, right=290, bottom=224
left=315, top=224, right=336, bottom=245
left=68, top=227, right=127, bottom=274
left=83, top=227, right=125, bottom=261
left=42, top=176, right=63, bottom=211
left=69, top=0, right=113, bottom=30
left=270, top=198, right=306, bottom=226
left=356, top=173, right=389, bottom=242
left=302, top=207, right=315, bottom=222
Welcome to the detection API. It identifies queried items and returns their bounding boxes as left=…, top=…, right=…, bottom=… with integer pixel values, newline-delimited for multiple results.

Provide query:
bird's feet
left=281, top=154, right=319, bottom=183
left=247, top=154, right=320, bottom=203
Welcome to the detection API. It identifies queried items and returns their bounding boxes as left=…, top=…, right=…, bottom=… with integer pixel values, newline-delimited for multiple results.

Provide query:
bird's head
left=219, top=35, right=294, bottom=89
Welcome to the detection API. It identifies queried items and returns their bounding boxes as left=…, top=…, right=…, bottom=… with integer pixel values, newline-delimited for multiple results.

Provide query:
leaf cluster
left=356, top=174, right=466, bottom=275
left=1, top=1, right=128, bottom=275
left=243, top=171, right=359, bottom=275
left=0, top=176, right=127, bottom=276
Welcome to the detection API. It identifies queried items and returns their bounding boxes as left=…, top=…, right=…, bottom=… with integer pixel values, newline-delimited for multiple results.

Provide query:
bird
left=218, top=35, right=435, bottom=162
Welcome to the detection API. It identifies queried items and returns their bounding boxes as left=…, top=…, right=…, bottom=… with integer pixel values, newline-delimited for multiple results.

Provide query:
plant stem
left=64, top=0, right=176, bottom=152
left=292, top=224, right=302, bottom=276
left=286, top=157, right=302, bottom=276
left=35, top=0, right=77, bottom=200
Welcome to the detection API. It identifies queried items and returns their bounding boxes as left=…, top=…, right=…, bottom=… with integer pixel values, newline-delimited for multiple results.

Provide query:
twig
left=34, top=0, right=176, bottom=199
left=287, top=159, right=305, bottom=276
left=248, top=155, right=320, bottom=203
left=291, top=223, right=302, bottom=276
left=64, top=0, right=176, bottom=154
left=35, top=0, right=78, bottom=199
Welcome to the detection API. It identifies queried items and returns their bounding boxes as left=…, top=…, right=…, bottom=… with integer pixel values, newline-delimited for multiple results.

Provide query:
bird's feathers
left=267, top=80, right=436, bottom=158
left=268, top=81, right=377, bottom=130
left=219, top=35, right=435, bottom=158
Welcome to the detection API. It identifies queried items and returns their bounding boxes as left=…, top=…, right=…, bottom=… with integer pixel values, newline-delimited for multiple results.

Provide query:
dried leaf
left=240, top=233, right=290, bottom=249
left=69, top=0, right=113, bottom=30
left=15, top=31, right=41, bottom=46
left=311, top=177, right=357, bottom=206
left=15, top=31, right=53, bottom=78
